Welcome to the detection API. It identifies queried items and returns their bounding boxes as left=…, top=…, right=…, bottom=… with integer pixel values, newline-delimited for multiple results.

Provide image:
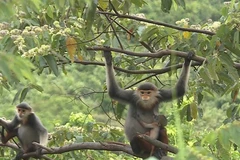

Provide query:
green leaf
left=0, top=53, right=35, bottom=83
left=190, top=102, right=198, bottom=119
left=198, top=67, right=213, bottom=86
left=161, top=0, right=172, bottom=13
left=0, top=58, right=12, bottom=81
left=219, top=52, right=239, bottom=82
left=55, top=0, right=66, bottom=9
left=51, top=33, right=61, bottom=49
left=47, top=5, right=54, bottom=19
left=221, top=6, right=228, bottom=17
left=130, top=0, right=147, bottom=7
left=218, top=128, right=231, bottom=151
left=216, top=140, right=230, bottom=160
left=44, top=55, right=59, bottom=76
left=174, top=0, right=186, bottom=9
left=233, top=31, right=239, bottom=47
left=75, top=135, right=84, bottom=143
left=140, top=26, right=159, bottom=41
left=98, top=0, right=109, bottom=10
left=207, top=58, right=219, bottom=81
left=0, top=1, right=14, bottom=20
left=229, top=123, right=240, bottom=147
left=197, top=92, right=203, bottom=105
left=12, top=90, right=22, bottom=104
left=20, top=87, right=29, bottom=102
left=225, top=41, right=240, bottom=57
left=186, top=104, right=193, bottom=121
left=85, top=0, right=97, bottom=34
left=201, top=131, right=217, bottom=146
left=29, top=84, right=44, bottom=92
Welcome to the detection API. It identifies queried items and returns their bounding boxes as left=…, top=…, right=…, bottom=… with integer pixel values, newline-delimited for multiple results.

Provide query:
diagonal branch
left=97, top=11, right=215, bottom=36
left=108, top=15, right=155, bottom=52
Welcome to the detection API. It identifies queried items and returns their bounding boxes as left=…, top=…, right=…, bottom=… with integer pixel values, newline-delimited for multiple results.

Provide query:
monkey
left=103, top=48, right=193, bottom=158
left=0, top=102, right=48, bottom=160
left=138, top=114, right=167, bottom=140
left=136, top=114, right=168, bottom=156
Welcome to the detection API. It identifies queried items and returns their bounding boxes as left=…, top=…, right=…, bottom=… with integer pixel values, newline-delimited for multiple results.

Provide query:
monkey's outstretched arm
left=159, top=51, right=194, bottom=101
left=103, top=49, right=134, bottom=103
left=0, top=116, right=20, bottom=131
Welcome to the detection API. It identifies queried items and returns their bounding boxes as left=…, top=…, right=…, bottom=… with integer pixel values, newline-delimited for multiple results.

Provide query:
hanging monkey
left=103, top=48, right=193, bottom=159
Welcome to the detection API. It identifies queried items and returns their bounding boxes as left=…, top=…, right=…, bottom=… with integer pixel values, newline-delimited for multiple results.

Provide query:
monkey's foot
left=152, top=148, right=167, bottom=159
left=187, top=51, right=195, bottom=60
left=14, top=151, right=24, bottom=160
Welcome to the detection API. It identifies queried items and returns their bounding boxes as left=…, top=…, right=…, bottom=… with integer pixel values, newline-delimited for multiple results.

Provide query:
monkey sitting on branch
left=0, top=102, right=48, bottom=160
left=103, top=48, right=194, bottom=159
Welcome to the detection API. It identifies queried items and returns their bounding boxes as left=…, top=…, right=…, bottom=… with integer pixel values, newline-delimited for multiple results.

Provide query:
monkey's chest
left=18, top=126, right=40, bottom=146
left=136, top=110, right=155, bottom=123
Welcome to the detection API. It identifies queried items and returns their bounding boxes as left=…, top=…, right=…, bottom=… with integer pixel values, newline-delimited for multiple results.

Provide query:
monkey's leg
left=149, top=145, right=155, bottom=157
left=156, top=127, right=169, bottom=156
left=13, top=151, right=29, bottom=160
left=35, top=147, right=43, bottom=159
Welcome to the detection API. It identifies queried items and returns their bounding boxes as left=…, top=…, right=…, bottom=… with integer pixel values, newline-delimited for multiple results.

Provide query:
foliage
left=137, top=0, right=225, bottom=24
left=0, top=0, right=240, bottom=159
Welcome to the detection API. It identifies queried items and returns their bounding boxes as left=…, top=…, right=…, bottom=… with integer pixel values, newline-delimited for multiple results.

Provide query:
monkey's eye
left=147, top=91, right=151, bottom=94
left=22, top=110, right=26, bottom=113
left=140, top=91, right=145, bottom=94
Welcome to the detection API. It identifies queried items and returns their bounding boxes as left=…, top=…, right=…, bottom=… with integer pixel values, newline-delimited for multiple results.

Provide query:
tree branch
left=73, top=60, right=201, bottom=74
left=97, top=11, right=215, bottom=36
left=139, top=134, right=178, bottom=154
left=85, top=46, right=240, bottom=70
left=86, top=46, right=205, bottom=62
left=1, top=141, right=175, bottom=160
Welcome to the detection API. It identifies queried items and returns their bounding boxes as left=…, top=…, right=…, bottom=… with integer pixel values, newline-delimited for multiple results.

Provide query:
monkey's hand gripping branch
left=184, top=51, right=195, bottom=66
left=103, top=47, right=113, bottom=66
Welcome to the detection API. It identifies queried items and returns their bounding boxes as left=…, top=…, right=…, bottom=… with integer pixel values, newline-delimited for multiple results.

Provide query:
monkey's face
left=17, top=108, right=31, bottom=120
left=136, top=89, right=159, bottom=109
left=138, top=90, right=154, bottom=101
